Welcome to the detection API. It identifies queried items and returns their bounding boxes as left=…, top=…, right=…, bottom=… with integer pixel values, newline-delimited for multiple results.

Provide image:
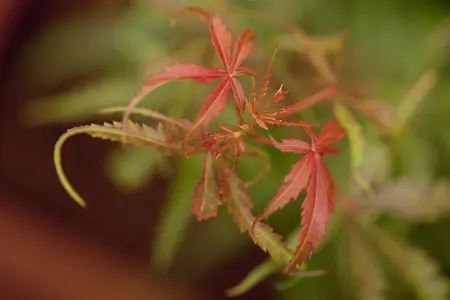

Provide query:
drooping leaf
left=220, top=169, right=292, bottom=263
left=54, top=120, right=182, bottom=206
left=87, top=121, right=181, bottom=151
left=191, top=152, right=222, bottom=221
left=284, top=153, right=333, bottom=272
left=368, top=226, right=449, bottom=300
left=227, top=211, right=343, bottom=297
left=258, top=122, right=345, bottom=272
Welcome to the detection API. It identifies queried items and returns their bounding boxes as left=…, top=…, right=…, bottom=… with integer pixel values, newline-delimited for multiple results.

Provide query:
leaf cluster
left=53, top=6, right=347, bottom=274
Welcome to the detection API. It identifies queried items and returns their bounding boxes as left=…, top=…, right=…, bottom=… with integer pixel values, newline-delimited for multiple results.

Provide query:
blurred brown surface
left=0, top=193, right=201, bottom=300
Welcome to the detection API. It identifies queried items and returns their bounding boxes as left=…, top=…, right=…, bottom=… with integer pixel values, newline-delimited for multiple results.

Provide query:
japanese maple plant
left=54, top=7, right=346, bottom=275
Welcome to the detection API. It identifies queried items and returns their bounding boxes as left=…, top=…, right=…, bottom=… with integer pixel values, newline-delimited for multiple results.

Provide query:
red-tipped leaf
left=188, top=79, right=232, bottom=135
left=317, top=120, right=347, bottom=148
left=122, top=62, right=222, bottom=127
left=269, top=136, right=310, bottom=153
left=184, top=7, right=232, bottom=68
left=232, top=29, right=255, bottom=71
left=255, top=152, right=314, bottom=224
left=284, top=153, right=333, bottom=272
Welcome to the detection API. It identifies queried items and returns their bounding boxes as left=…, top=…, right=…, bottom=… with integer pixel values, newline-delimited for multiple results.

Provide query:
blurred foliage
left=20, top=0, right=450, bottom=298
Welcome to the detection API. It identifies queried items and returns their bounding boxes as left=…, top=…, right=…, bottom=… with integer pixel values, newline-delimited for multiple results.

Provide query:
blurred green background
left=2, top=0, right=450, bottom=299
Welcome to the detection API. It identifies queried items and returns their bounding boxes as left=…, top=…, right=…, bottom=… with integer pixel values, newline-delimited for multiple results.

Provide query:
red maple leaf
left=254, top=121, right=346, bottom=272
left=122, top=7, right=254, bottom=136
left=247, top=47, right=336, bottom=130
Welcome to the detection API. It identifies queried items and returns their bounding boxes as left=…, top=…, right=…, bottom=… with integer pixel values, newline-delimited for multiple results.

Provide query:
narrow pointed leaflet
left=247, top=47, right=335, bottom=130
left=123, top=7, right=254, bottom=137
left=254, top=121, right=345, bottom=272
left=191, top=152, right=222, bottom=221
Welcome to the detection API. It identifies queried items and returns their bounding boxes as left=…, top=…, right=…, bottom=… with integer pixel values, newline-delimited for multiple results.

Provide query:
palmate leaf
left=256, top=121, right=345, bottom=272
left=220, top=169, right=292, bottom=263
left=123, top=6, right=254, bottom=136
left=54, top=120, right=181, bottom=207
left=246, top=46, right=336, bottom=130
left=368, top=226, right=449, bottom=300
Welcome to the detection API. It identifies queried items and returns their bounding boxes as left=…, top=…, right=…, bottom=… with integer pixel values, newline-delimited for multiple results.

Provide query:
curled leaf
left=99, top=106, right=191, bottom=129
left=54, top=120, right=182, bottom=206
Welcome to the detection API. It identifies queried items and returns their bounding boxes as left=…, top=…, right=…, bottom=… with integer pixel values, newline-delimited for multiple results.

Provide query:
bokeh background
left=1, top=0, right=450, bottom=299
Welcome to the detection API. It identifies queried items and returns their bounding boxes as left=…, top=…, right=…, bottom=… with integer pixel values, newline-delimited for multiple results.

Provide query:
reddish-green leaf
left=269, top=136, right=310, bottom=153
left=257, top=122, right=345, bottom=271
left=124, top=7, right=254, bottom=136
left=123, top=62, right=222, bottom=127
left=255, top=152, right=313, bottom=224
left=191, top=152, right=221, bottom=221
left=246, top=47, right=334, bottom=130
left=220, top=169, right=292, bottom=262
left=277, top=85, right=336, bottom=117
left=54, top=120, right=183, bottom=207
left=232, top=29, right=255, bottom=70
left=284, top=153, right=333, bottom=272
left=183, top=7, right=232, bottom=68
left=188, top=78, right=232, bottom=135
